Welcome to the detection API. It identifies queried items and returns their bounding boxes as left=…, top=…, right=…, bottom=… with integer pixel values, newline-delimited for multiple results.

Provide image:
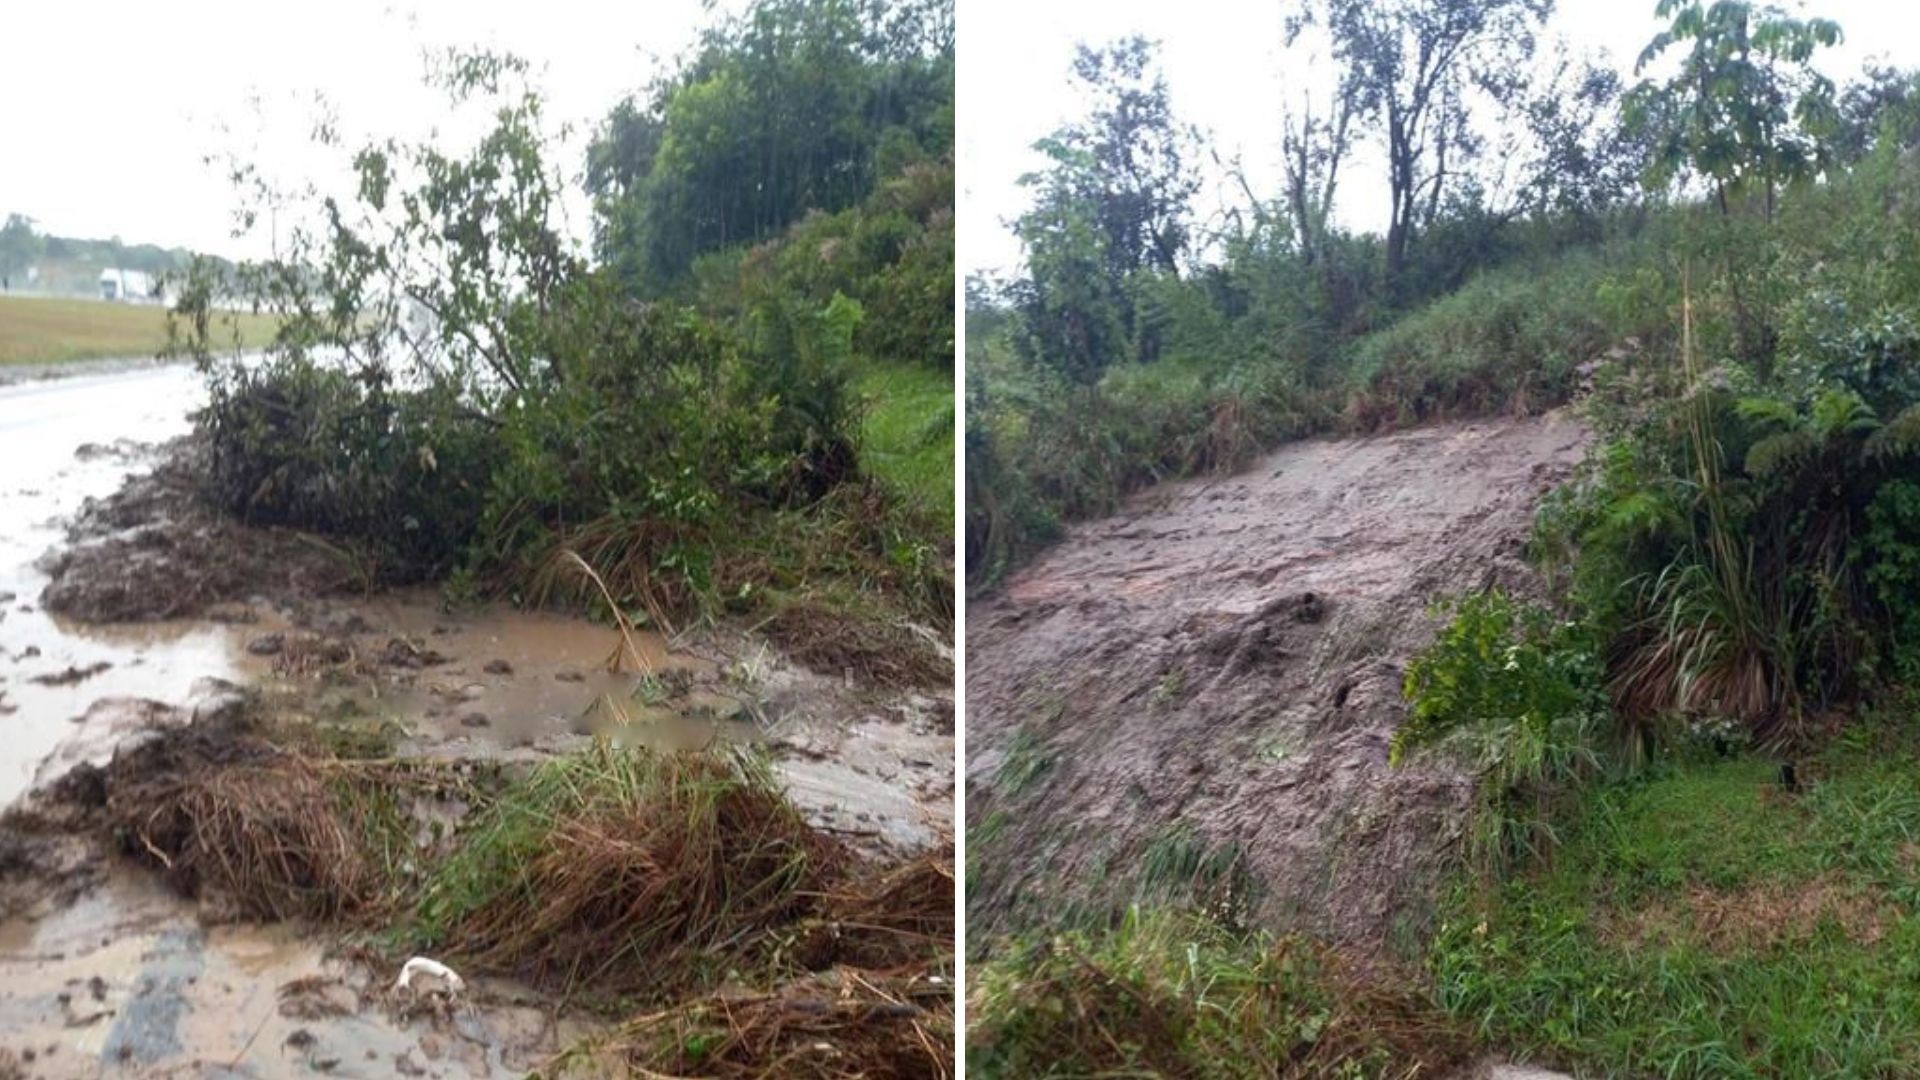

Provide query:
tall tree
left=1012, top=37, right=1196, bottom=379
left=0, top=214, right=43, bottom=283
left=1625, top=0, right=1842, bottom=222
left=588, top=0, right=953, bottom=288
left=1290, top=0, right=1552, bottom=280
left=1065, top=37, right=1199, bottom=281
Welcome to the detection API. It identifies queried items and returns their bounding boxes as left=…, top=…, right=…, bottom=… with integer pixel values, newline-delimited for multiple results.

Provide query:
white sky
left=959, top=0, right=1920, bottom=279
left=1, top=0, right=749, bottom=260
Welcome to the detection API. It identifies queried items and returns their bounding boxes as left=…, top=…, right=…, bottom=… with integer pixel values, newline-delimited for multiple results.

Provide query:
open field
left=0, top=294, right=278, bottom=366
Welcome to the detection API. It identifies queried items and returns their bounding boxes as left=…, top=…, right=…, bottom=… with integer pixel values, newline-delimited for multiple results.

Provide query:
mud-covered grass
left=411, top=744, right=842, bottom=1002
left=2, top=700, right=956, bottom=1072
left=596, top=966, right=953, bottom=1079
left=1430, top=704, right=1920, bottom=1078
left=0, top=294, right=278, bottom=366
left=968, top=907, right=1473, bottom=1079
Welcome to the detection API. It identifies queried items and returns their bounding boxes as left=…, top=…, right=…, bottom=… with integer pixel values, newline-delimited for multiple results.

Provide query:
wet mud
left=966, top=414, right=1586, bottom=950
left=0, top=365, right=953, bottom=1075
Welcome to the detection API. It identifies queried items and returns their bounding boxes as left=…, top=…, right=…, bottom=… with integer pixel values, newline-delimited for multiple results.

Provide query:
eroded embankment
left=966, top=414, right=1587, bottom=950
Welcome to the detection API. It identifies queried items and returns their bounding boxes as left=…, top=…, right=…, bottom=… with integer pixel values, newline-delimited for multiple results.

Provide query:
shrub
left=1396, top=590, right=1608, bottom=869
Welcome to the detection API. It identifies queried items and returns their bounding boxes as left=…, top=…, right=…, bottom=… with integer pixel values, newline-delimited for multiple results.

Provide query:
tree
left=1625, top=0, right=1842, bottom=222
left=1507, top=55, right=1641, bottom=221
left=588, top=0, right=953, bottom=288
left=1832, top=64, right=1920, bottom=162
left=1279, top=85, right=1357, bottom=268
left=1011, top=37, right=1196, bottom=379
left=0, top=214, right=43, bottom=283
left=1064, top=37, right=1199, bottom=281
left=1012, top=141, right=1127, bottom=385
left=1290, top=0, right=1553, bottom=280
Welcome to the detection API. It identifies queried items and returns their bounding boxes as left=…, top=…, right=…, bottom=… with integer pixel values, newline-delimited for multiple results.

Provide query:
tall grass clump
left=413, top=743, right=841, bottom=1001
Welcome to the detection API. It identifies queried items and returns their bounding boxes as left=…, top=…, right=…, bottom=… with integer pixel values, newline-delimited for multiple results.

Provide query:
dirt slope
left=966, top=414, right=1587, bottom=952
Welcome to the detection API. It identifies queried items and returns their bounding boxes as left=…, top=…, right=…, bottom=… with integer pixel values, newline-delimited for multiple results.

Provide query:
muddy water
left=0, top=870, right=589, bottom=1077
left=0, top=365, right=950, bottom=1075
left=0, top=366, right=252, bottom=807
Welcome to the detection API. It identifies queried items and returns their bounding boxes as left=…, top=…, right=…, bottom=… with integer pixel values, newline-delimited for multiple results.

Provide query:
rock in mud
left=27, top=661, right=113, bottom=687
left=246, top=632, right=286, bottom=656
left=483, top=659, right=513, bottom=675
left=966, top=415, right=1588, bottom=951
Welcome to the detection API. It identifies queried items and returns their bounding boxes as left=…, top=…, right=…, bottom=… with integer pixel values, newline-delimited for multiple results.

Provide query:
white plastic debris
left=393, top=956, right=466, bottom=997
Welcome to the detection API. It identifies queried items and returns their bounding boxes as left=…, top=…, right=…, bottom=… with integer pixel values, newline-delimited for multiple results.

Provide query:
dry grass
left=1602, top=873, right=1896, bottom=954
left=113, top=749, right=374, bottom=921
left=601, top=967, right=952, bottom=1080
left=414, top=746, right=847, bottom=1000
left=760, top=601, right=950, bottom=689
left=793, top=844, right=955, bottom=971
left=0, top=294, right=278, bottom=366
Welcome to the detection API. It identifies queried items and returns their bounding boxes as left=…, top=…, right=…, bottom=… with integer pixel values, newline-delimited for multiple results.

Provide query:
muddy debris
left=483, top=658, right=514, bottom=675
left=38, top=440, right=357, bottom=623
left=609, top=966, right=953, bottom=1080
left=245, top=632, right=285, bottom=656
left=762, top=602, right=951, bottom=691
left=25, top=661, right=112, bottom=687
left=966, top=415, right=1588, bottom=950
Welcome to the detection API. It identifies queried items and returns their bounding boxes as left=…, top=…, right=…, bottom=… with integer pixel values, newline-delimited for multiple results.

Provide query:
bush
left=198, top=361, right=503, bottom=581
left=1396, top=590, right=1608, bottom=869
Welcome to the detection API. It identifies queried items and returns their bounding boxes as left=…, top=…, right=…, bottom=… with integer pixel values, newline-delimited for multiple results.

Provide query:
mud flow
left=0, top=365, right=953, bottom=1076
left=967, top=415, right=1586, bottom=949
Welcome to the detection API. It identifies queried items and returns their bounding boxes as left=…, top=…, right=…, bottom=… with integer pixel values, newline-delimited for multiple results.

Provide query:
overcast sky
left=2, top=0, right=749, bottom=260
left=959, top=0, right=1920, bottom=279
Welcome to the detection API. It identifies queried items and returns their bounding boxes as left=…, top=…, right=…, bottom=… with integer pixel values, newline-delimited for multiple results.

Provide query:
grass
left=411, top=742, right=840, bottom=1003
left=0, top=293, right=279, bottom=366
left=855, top=360, right=954, bottom=527
left=967, top=906, right=1473, bottom=1079
left=1430, top=710, right=1920, bottom=1078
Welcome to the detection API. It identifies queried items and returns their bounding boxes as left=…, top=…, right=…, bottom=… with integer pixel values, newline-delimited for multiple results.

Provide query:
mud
left=0, top=866, right=593, bottom=1077
left=0, top=365, right=954, bottom=1072
left=966, top=414, right=1586, bottom=951
left=38, top=442, right=356, bottom=625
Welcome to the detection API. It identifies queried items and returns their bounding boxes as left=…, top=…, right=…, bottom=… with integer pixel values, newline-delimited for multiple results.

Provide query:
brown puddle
left=0, top=868, right=592, bottom=1077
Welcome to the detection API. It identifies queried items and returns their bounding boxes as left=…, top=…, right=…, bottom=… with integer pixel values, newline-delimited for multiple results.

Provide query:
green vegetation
left=0, top=293, right=277, bottom=366
left=1432, top=706, right=1920, bottom=1078
left=171, top=0, right=953, bottom=644
left=969, top=907, right=1472, bottom=1079
left=968, top=1, right=1920, bottom=1075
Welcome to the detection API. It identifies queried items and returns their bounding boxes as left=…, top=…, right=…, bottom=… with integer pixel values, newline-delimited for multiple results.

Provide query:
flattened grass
left=0, top=294, right=278, bottom=366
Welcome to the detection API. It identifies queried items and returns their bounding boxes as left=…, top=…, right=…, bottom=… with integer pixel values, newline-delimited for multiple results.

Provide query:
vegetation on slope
left=168, top=0, right=954, bottom=643
left=968, top=1, right=1920, bottom=1075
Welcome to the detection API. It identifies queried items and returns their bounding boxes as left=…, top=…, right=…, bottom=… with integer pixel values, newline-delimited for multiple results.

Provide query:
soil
left=0, top=381, right=955, bottom=1074
left=38, top=442, right=356, bottom=624
left=965, top=414, right=1586, bottom=952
